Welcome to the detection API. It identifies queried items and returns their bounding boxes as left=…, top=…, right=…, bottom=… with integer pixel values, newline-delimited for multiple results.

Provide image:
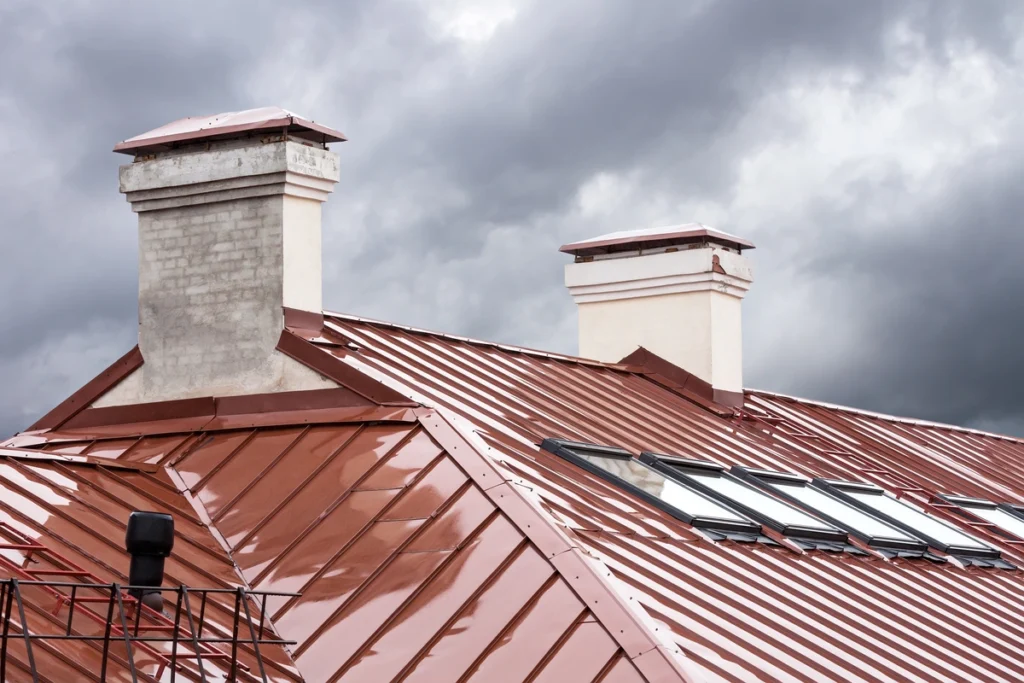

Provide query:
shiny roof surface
left=12, top=310, right=1024, bottom=681
left=113, top=106, right=346, bottom=155
left=560, top=223, right=755, bottom=257
left=0, top=447, right=299, bottom=682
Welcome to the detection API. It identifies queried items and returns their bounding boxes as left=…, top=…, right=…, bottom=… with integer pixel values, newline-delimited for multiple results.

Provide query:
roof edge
left=417, top=408, right=701, bottom=683
left=324, top=312, right=632, bottom=369
left=27, top=345, right=144, bottom=432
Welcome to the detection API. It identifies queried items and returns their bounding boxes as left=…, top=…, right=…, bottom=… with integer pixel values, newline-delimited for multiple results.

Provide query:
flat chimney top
left=113, top=106, right=347, bottom=155
left=560, top=223, right=754, bottom=258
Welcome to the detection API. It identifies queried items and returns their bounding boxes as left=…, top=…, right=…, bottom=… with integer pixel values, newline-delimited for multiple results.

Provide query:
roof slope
left=12, top=408, right=684, bottom=682
left=15, top=310, right=1024, bottom=681
left=0, top=447, right=299, bottom=682
left=304, top=311, right=1024, bottom=683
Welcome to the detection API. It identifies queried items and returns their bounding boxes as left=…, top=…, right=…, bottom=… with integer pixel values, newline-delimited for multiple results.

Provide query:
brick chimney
left=561, top=224, right=754, bottom=405
left=96, top=108, right=345, bottom=405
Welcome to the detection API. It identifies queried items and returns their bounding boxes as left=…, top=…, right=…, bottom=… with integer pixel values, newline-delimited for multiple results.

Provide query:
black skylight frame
left=940, top=494, right=1024, bottom=541
left=813, top=479, right=1000, bottom=560
left=539, top=438, right=760, bottom=534
left=639, top=453, right=848, bottom=543
left=732, top=467, right=929, bottom=553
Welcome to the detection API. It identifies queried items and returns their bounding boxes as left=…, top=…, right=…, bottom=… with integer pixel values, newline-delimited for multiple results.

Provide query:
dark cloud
left=2, top=0, right=1023, bottom=437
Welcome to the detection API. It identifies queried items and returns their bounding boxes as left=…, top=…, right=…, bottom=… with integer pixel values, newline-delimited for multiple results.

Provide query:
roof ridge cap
left=323, top=311, right=628, bottom=369
left=747, top=388, right=1023, bottom=442
left=417, top=407, right=703, bottom=683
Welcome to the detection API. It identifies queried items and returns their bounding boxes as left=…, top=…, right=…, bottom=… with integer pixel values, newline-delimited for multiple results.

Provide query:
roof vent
left=125, top=511, right=174, bottom=611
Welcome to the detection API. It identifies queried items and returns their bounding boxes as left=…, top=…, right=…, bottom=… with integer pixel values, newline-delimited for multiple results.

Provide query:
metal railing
left=0, top=579, right=299, bottom=682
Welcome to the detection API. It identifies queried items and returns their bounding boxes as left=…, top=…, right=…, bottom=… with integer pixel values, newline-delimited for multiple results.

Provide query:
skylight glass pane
left=971, top=506, right=1024, bottom=540
left=770, top=481, right=916, bottom=540
left=576, top=453, right=747, bottom=522
left=686, top=471, right=833, bottom=530
left=846, top=490, right=991, bottom=550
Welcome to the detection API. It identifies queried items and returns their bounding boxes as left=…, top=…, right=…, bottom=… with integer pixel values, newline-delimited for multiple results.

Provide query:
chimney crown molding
left=120, top=139, right=339, bottom=211
left=565, top=247, right=752, bottom=304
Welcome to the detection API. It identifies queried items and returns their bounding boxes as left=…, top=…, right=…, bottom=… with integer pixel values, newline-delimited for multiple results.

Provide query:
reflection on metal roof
left=113, top=106, right=347, bottom=154
left=15, top=415, right=669, bottom=681
left=0, top=454, right=299, bottom=681
left=14, top=309, right=1024, bottom=681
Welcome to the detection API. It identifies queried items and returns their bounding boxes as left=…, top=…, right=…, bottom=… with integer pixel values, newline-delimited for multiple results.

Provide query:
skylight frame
left=940, top=494, right=1024, bottom=542
left=539, top=439, right=760, bottom=534
left=640, top=453, right=848, bottom=543
left=814, top=479, right=1000, bottom=560
left=733, top=467, right=928, bottom=553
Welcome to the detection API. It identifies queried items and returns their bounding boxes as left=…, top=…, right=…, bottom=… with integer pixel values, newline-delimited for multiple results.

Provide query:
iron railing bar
left=228, top=588, right=242, bottom=682
left=11, top=580, right=39, bottom=683
left=197, top=591, right=208, bottom=638
left=181, top=587, right=208, bottom=683
left=170, top=587, right=184, bottom=683
left=65, top=585, right=77, bottom=637
left=99, top=585, right=116, bottom=683
left=8, top=581, right=299, bottom=596
left=0, top=580, right=11, bottom=682
left=240, top=589, right=267, bottom=682
left=113, top=584, right=139, bottom=683
left=258, top=594, right=268, bottom=642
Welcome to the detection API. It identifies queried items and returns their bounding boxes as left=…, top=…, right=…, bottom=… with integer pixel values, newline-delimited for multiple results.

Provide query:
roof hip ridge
left=416, top=407, right=704, bottom=683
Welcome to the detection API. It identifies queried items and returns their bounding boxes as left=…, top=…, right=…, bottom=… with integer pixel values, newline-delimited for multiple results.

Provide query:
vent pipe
left=125, top=511, right=175, bottom=611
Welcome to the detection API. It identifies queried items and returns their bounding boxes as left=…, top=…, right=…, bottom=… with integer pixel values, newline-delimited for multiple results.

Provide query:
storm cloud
left=2, top=0, right=1024, bottom=435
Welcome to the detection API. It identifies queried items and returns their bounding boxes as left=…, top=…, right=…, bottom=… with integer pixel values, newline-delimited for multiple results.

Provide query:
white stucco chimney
left=562, top=224, right=754, bottom=404
left=97, top=108, right=345, bottom=405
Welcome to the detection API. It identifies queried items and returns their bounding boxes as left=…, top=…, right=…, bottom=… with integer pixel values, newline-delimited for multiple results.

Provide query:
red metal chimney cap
left=560, top=223, right=754, bottom=258
left=113, top=106, right=346, bottom=155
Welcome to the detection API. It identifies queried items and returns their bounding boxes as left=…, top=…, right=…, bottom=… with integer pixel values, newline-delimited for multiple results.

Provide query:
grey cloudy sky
left=2, top=0, right=1024, bottom=436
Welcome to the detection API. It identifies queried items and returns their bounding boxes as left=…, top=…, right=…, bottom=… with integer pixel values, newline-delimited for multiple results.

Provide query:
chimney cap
left=560, top=223, right=754, bottom=258
left=113, top=106, right=347, bottom=155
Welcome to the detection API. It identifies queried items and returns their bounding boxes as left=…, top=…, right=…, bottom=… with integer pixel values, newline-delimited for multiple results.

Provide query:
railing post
left=240, top=588, right=268, bottom=682
left=11, top=580, right=39, bottom=683
left=114, top=584, right=139, bottom=683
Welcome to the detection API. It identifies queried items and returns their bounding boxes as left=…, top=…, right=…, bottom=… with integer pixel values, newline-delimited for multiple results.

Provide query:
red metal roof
left=8, top=408, right=677, bottom=681
left=113, top=107, right=346, bottom=155
left=0, top=446, right=299, bottom=682
left=13, top=311, right=1024, bottom=681
left=560, top=224, right=755, bottom=258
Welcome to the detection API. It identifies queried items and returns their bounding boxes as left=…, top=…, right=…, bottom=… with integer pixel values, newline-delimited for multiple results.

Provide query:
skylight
left=540, top=439, right=758, bottom=533
left=815, top=479, right=999, bottom=559
left=641, top=454, right=846, bottom=543
left=942, top=495, right=1024, bottom=541
left=734, top=468, right=926, bottom=552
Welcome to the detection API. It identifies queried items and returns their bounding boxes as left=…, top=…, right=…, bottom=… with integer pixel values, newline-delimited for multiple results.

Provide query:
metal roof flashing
left=113, top=106, right=347, bottom=155
left=560, top=223, right=755, bottom=259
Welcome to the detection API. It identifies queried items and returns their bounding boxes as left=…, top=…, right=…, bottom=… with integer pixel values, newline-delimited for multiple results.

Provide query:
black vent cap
left=126, top=511, right=174, bottom=557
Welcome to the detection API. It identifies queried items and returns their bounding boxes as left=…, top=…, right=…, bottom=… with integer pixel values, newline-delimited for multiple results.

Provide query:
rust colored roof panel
left=302, top=312, right=1024, bottom=683
left=113, top=106, right=346, bottom=154
left=26, top=416, right=651, bottom=681
left=20, top=309, right=1024, bottom=681
left=0, top=457, right=300, bottom=681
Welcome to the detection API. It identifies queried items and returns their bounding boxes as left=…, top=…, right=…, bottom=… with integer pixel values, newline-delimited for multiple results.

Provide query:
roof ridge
left=323, top=311, right=623, bottom=368
left=417, top=407, right=703, bottom=683
left=747, top=388, right=1023, bottom=442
